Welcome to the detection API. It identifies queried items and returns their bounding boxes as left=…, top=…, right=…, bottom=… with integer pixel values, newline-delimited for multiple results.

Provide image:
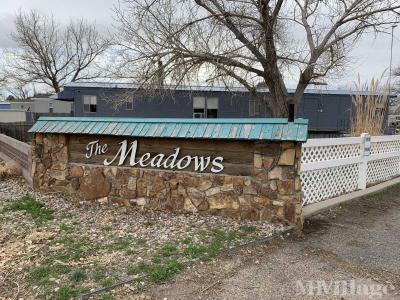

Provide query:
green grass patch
left=60, top=223, right=76, bottom=233
left=158, top=242, right=178, bottom=257
left=55, top=285, right=79, bottom=300
left=3, top=194, right=54, bottom=224
left=30, top=265, right=52, bottom=285
left=49, top=237, right=92, bottom=262
left=109, top=238, right=133, bottom=251
left=70, top=269, right=86, bottom=283
left=148, top=259, right=183, bottom=283
left=100, top=277, right=115, bottom=288
left=184, top=244, right=207, bottom=260
left=101, top=293, right=113, bottom=300
left=127, top=262, right=151, bottom=275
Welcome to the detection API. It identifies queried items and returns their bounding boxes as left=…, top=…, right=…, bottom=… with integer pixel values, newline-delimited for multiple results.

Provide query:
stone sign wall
left=32, top=133, right=303, bottom=226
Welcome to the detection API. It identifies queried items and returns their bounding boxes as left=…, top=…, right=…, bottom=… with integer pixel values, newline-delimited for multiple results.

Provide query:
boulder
left=79, top=169, right=111, bottom=200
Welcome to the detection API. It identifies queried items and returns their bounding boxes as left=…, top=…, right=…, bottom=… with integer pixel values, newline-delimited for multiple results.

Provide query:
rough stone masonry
left=32, top=133, right=303, bottom=227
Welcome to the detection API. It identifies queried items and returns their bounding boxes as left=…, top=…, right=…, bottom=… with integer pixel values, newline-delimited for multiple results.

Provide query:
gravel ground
left=150, top=183, right=400, bottom=300
left=0, top=176, right=284, bottom=300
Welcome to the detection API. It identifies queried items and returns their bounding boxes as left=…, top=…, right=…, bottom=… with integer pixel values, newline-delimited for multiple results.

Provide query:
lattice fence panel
left=301, top=163, right=360, bottom=206
left=367, top=157, right=400, bottom=184
left=370, top=140, right=400, bottom=155
left=301, top=144, right=360, bottom=164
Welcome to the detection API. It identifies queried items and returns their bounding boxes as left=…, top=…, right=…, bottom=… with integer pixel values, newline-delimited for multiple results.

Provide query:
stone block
left=240, top=209, right=259, bottom=221
left=278, top=149, right=296, bottom=166
left=208, top=193, right=239, bottom=210
left=270, top=180, right=277, bottom=191
left=184, top=198, right=197, bottom=212
left=127, top=177, right=137, bottom=190
left=70, top=165, right=84, bottom=178
left=206, top=187, right=221, bottom=196
left=134, top=197, right=147, bottom=206
left=254, top=153, right=263, bottom=168
left=277, top=180, right=294, bottom=195
left=268, top=167, right=283, bottom=180
left=284, top=203, right=295, bottom=223
left=49, top=169, right=67, bottom=181
left=221, top=183, right=234, bottom=192
left=187, top=187, right=205, bottom=206
left=232, top=177, right=244, bottom=186
left=97, top=197, right=108, bottom=205
left=295, top=176, right=301, bottom=191
left=79, top=169, right=111, bottom=200
left=198, top=179, right=213, bottom=191
left=243, top=185, right=257, bottom=195
left=254, top=196, right=271, bottom=208
left=262, top=157, right=274, bottom=170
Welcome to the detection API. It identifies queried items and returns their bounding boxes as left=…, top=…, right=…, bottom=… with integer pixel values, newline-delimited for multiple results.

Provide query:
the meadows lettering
left=85, top=140, right=224, bottom=173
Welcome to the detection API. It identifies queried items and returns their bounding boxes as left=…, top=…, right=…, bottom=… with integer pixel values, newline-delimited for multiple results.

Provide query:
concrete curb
left=304, top=176, right=400, bottom=218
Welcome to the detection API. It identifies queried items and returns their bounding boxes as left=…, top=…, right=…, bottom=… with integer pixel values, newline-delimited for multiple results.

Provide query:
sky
left=0, top=0, right=399, bottom=91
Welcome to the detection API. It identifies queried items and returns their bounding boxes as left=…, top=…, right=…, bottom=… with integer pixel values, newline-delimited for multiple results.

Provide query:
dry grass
left=350, top=76, right=389, bottom=136
left=0, top=161, right=21, bottom=180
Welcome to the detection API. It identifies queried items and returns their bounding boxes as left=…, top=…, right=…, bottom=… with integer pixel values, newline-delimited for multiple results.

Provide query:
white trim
left=301, top=157, right=362, bottom=172
left=368, top=151, right=400, bottom=161
left=371, top=135, right=400, bottom=142
left=303, top=136, right=361, bottom=147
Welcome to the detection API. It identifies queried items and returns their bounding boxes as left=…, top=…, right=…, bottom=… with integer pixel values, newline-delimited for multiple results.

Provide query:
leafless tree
left=114, top=0, right=400, bottom=117
left=2, top=10, right=110, bottom=93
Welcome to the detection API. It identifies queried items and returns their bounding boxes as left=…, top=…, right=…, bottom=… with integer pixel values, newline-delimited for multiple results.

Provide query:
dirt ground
left=0, top=176, right=282, bottom=300
left=148, top=184, right=400, bottom=300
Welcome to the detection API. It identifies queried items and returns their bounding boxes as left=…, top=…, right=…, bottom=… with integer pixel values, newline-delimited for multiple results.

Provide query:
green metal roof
left=29, top=117, right=308, bottom=142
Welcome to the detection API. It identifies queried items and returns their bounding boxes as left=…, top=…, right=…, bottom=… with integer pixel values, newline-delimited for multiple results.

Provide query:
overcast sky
left=1, top=0, right=399, bottom=90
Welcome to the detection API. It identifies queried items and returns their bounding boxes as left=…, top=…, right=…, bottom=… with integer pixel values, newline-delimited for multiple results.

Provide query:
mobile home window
left=83, top=95, right=97, bottom=113
left=193, top=97, right=205, bottom=118
left=193, top=97, right=219, bottom=118
left=206, top=97, right=218, bottom=118
left=249, top=100, right=260, bottom=117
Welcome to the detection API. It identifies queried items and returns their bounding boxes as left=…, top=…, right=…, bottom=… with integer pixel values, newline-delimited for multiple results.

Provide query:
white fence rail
left=300, top=134, right=400, bottom=206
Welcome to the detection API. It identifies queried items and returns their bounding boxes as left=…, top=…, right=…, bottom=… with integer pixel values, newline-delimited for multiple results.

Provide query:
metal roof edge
left=63, top=81, right=395, bottom=96
left=35, top=116, right=308, bottom=125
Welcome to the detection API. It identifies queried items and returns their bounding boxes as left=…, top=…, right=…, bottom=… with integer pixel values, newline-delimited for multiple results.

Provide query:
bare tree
left=114, top=0, right=400, bottom=117
left=2, top=10, right=110, bottom=93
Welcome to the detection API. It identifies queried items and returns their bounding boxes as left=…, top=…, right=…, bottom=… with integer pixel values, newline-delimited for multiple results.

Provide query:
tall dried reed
left=350, top=76, right=389, bottom=136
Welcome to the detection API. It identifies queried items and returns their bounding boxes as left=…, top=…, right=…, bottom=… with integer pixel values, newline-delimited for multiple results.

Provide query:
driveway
left=149, top=184, right=400, bottom=299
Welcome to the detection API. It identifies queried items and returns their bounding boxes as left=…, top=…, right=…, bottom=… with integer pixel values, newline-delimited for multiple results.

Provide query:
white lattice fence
left=301, top=134, right=400, bottom=206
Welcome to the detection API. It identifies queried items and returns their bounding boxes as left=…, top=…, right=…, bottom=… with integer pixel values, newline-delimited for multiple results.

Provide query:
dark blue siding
left=60, top=85, right=355, bottom=133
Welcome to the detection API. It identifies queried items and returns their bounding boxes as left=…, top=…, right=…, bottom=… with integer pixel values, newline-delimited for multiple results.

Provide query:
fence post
left=358, top=133, right=371, bottom=190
